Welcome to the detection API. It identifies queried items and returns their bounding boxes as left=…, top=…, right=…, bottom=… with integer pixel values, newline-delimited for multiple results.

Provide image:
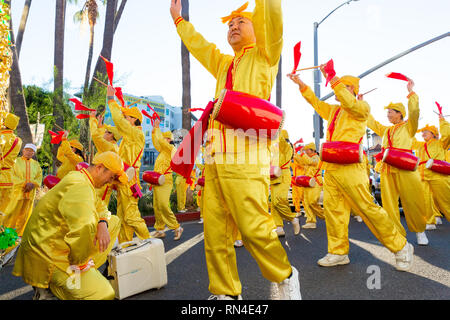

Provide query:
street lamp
left=313, top=0, right=360, bottom=150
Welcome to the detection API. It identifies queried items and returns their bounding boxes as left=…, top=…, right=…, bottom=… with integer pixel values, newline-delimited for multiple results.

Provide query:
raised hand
left=170, top=0, right=182, bottom=22
left=407, top=78, right=415, bottom=93
left=287, top=73, right=307, bottom=91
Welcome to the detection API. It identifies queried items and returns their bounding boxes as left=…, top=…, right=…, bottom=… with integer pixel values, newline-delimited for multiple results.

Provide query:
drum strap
left=225, top=61, right=234, bottom=90
left=418, top=143, right=432, bottom=166
left=327, top=108, right=341, bottom=142
left=312, top=161, right=324, bottom=187
left=0, top=137, right=19, bottom=161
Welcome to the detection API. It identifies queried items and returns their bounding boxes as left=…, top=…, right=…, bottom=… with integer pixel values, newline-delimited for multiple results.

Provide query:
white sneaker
left=198, top=218, right=203, bottom=224
left=234, top=240, right=244, bottom=248
left=292, top=218, right=301, bottom=235
left=435, top=217, right=443, bottom=225
left=395, top=242, right=414, bottom=272
left=355, top=216, right=363, bottom=223
left=416, top=232, right=429, bottom=246
left=317, top=253, right=350, bottom=267
left=426, top=224, right=436, bottom=231
left=150, top=230, right=166, bottom=238
left=179, top=209, right=188, bottom=213
left=276, top=266, right=301, bottom=300
left=302, top=222, right=316, bottom=229
left=174, top=227, right=184, bottom=241
left=275, top=227, right=285, bottom=237
left=208, top=294, right=243, bottom=300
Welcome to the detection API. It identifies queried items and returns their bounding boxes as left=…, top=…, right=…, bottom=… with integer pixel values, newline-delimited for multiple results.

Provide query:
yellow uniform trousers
left=291, top=185, right=303, bottom=213
left=0, top=187, right=13, bottom=214
left=49, top=215, right=120, bottom=300
left=175, top=175, right=188, bottom=211
left=271, top=180, right=297, bottom=227
left=116, top=183, right=150, bottom=243
left=303, top=184, right=324, bottom=224
left=324, top=165, right=407, bottom=255
left=380, top=169, right=427, bottom=236
left=153, top=174, right=180, bottom=231
left=423, top=177, right=450, bottom=222
left=203, top=162, right=292, bottom=296
left=3, top=198, right=34, bottom=236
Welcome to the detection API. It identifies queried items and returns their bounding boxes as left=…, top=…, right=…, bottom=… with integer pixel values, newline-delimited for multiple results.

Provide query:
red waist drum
left=197, top=177, right=205, bottom=187
left=212, top=89, right=284, bottom=139
left=143, top=171, right=165, bottom=185
left=43, top=175, right=61, bottom=189
left=425, top=159, right=450, bottom=175
left=270, top=166, right=282, bottom=179
left=382, top=148, right=419, bottom=171
left=320, top=141, right=363, bottom=164
left=293, top=175, right=316, bottom=188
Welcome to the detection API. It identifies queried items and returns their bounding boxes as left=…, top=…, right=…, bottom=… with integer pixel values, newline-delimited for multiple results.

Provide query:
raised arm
left=439, top=116, right=450, bottom=150
left=406, top=79, right=420, bottom=137
left=330, top=78, right=370, bottom=121
left=367, top=113, right=388, bottom=138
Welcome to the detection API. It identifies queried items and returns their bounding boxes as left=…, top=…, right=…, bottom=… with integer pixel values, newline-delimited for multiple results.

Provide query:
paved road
left=1, top=215, right=449, bottom=300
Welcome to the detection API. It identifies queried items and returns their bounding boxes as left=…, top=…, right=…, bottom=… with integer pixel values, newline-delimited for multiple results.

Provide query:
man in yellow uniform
left=367, top=79, right=429, bottom=245
left=107, top=85, right=150, bottom=243
left=13, top=151, right=126, bottom=300
left=150, top=118, right=183, bottom=241
left=293, top=142, right=324, bottom=229
left=413, top=115, right=450, bottom=227
left=89, top=111, right=121, bottom=207
left=270, top=130, right=300, bottom=237
left=3, top=144, right=42, bottom=236
left=56, top=133, right=84, bottom=180
left=291, top=157, right=305, bottom=216
left=170, top=0, right=301, bottom=300
left=0, top=112, right=22, bottom=214
left=175, top=174, right=188, bottom=212
left=288, top=65, right=413, bottom=271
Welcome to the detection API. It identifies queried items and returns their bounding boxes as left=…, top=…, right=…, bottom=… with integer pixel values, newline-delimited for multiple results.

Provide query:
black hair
left=134, top=119, right=141, bottom=126
left=74, top=148, right=86, bottom=162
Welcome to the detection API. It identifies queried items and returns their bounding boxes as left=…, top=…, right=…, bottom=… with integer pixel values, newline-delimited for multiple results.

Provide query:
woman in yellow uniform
left=291, top=156, right=305, bottom=216
left=151, top=118, right=183, bottom=241
left=13, top=152, right=126, bottom=300
left=56, top=133, right=84, bottom=180
left=0, top=112, right=22, bottom=214
left=171, top=0, right=300, bottom=300
left=175, top=174, right=188, bottom=212
left=367, top=79, right=429, bottom=245
left=413, top=115, right=450, bottom=227
left=293, top=142, right=324, bottom=229
left=107, top=86, right=150, bottom=243
left=288, top=65, right=412, bottom=271
left=3, top=144, right=42, bottom=236
left=270, top=130, right=300, bottom=237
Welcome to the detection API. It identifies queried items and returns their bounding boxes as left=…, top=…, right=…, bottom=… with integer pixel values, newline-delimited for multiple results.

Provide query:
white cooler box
left=108, top=238, right=167, bottom=300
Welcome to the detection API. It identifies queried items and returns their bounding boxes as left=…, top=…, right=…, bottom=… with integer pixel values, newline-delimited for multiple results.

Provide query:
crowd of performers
left=0, top=0, right=449, bottom=300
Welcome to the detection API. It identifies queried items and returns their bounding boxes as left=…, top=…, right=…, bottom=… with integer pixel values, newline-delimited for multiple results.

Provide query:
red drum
left=143, top=171, right=165, bottom=186
left=197, top=177, right=205, bottom=187
left=43, top=175, right=61, bottom=189
left=425, top=159, right=450, bottom=175
left=130, top=183, right=143, bottom=199
left=293, top=176, right=316, bottom=188
left=76, top=162, right=89, bottom=171
left=382, top=148, right=419, bottom=171
left=320, top=141, right=363, bottom=164
left=270, top=166, right=282, bottom=179
left=212, top=89, right=285, bottom=139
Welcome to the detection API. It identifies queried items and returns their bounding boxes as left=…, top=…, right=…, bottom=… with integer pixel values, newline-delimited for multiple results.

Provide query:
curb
left=144, top=211, right=201, bottom=227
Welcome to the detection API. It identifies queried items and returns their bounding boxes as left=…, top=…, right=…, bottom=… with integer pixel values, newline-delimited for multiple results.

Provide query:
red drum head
left=320, top=141, right=363, bottom=164
left=76, top=162, right=89, bottom=171
left=143, top=171, right=165, bottom=185
left=270, top=166, right=282, bottom=179
left=43, top=175, right=61, bottom=189
left=382, top=149, right=419, bottom=171
left=212, top=89, right=284, bottom=139
left=425, top=159, right=450, bottom=175
left=293, top=176, right=316, bottom=187
left=197, top=177, right=205, bottom=187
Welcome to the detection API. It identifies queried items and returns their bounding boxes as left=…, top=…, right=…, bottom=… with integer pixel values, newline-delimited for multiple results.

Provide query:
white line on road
left=165, top=232, right=204, bottom=265
left=0, top=285, right=33, bottom=300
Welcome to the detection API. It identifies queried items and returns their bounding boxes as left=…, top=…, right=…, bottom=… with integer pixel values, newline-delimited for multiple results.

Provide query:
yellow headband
left=69, top=139, right=83, bottom=151
left=92, top=151, right=128, bottom=185
left=385, top=102, right=406, bottom=118
left=122, top=106, right=143, bottom=123
left=5, top=113, right=19, bottom=130
left=104, top=124, right=122, bottom=141
left=221, top=2, right=253, bottom=24
left=304, top=142, right=316, bottom=151
left=340, top=76, right=360, bottom=95
left=162, top=131, right=174, bottom=141
left=418, top=124, right=439, bottom=137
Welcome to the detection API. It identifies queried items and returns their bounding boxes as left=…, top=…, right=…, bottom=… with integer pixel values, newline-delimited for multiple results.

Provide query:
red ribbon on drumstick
left=385, top=72, right=409, bottom=81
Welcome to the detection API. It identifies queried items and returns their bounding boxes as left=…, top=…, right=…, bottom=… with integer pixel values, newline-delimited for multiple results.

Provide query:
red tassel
left=114, top=87, right=125, bottom=107
left=292, top=41, right=302, bottom=74
left=435, top=101, right=443, bottom=115
left=70, top=98, right=96, bottom=112
left=100, top=55, right=114, bottom=85
left=324, top=59, right=336, bottom=87
left=142, top=109, right=153, bottom=119
left=386, top=72, right=409, bottom=82
left=76, top=114, right=91, bottom=119
left=49, top=130, right=64, bottom=144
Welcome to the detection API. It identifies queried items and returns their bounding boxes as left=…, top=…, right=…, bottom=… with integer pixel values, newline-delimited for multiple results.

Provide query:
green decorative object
left=0, top=227, right=19, bottom=250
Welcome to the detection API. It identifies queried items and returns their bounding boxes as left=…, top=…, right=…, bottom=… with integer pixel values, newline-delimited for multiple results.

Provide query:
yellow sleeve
left=294, top=153, right=317, bottom=166
left=367, top=114, right=388, bottom=138
left=176, top=19, right=229, bottom=79
left=58, top=184, right=97, bottom=266
left=31, top=161, right=43, bottom=188
left=279, top=140, right=293, bottom=166
left=90, top=117, right=114, bottom=153
left=253, top=0, right=283, bottom=66
left=439, top=117, right=450, bottom=150
left=406, top=93, right=420, bottom=137
left=11, top=159, right=25, bottom=186
left=332, top=79, right=370, bottom=121
left=60, top=139, right=83, bottom=165
left=152, top=127, right=172, bottom=154
left=56, top=144, right=65, bottom=162
left=108, top=100, right=142, bottom=144
left=300, top=85, right=335, bottom=121
left=411, top=137, right=424, bottom=151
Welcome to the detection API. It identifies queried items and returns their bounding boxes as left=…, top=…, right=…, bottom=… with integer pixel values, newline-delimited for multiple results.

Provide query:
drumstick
left=128, top=98, right=143, bottom=107
left=360, top=88, right=377, bottom=96
left=93, top=77, right=108, bottom=87
left=294, top=66, right=320, bottom=72
left=433, top=111, right=449, bottom=117
left=54, top=123, right=65, bottom=131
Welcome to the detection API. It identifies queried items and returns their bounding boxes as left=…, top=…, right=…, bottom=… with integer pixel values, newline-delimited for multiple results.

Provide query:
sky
left=11, top=0, right=450, bottom=146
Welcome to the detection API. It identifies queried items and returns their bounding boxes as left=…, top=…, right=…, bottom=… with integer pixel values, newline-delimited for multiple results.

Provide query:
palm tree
left=15, top=0, right=32, bottom=57
left=181, top=0, right=191, bottom=131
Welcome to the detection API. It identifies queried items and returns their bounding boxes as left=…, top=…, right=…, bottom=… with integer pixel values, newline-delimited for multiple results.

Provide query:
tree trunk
left=15, top=0, right=32, bottom=57
left=52, top=0, right=66, bottom=173
left=8, top=10, right=33, bottom=144
left=83, top=24, right=95, bottom=99
left=276, top=56, right=282, bottom=108
left=181, top=0, right=191, bottom=130
left=113, top=0, right=127, bottom=34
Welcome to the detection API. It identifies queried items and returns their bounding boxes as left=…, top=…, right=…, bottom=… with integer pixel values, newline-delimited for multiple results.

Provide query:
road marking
left=0, top=285, right=33, bottom=300
left=165, top=232, right=204, bottom=265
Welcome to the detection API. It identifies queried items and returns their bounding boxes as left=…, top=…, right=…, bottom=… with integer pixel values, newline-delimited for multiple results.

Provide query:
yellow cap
left=4, top=113, right=20, bottom=130
left=104, top=124, right=122, bottom=141
left=162, top=130, right=174, bottom=141
left=221, top=2, right=253, bottom=24
left=92, top=151, right=128, bottom=185
left=340, top=76, right=360, bottom=95
left=69, top=139, right=83, bottom=151
left=385, top=102, right=406, bottom=118
left=418, top=124, right=439, bottom=137
left=122, top=107, right=143, bottom=123
left=304, top=142, right=316, bottom=151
